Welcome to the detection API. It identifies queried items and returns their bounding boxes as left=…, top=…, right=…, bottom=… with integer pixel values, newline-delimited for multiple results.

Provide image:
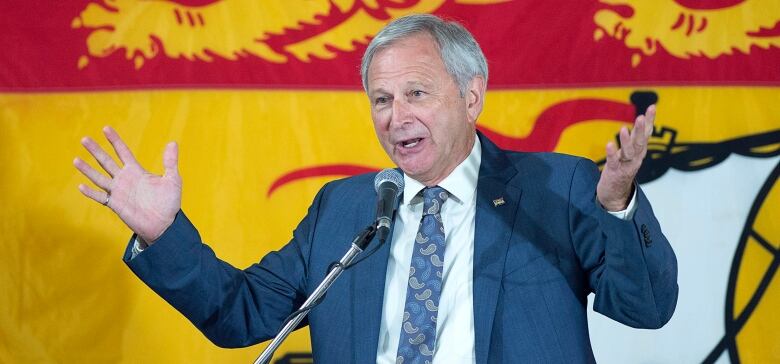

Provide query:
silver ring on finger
left=103, top=193, right=111, bottom=206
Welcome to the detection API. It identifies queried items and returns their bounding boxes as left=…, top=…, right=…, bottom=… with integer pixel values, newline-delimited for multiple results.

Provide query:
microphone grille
left=374, top=168, right=404, bottom=195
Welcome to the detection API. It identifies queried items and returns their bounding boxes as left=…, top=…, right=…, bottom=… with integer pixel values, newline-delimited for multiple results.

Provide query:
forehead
left=366, top=33, right=448, bottom=86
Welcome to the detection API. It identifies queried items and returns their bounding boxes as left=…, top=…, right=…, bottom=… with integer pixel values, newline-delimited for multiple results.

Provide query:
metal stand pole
left=253, top=225, right=376, bottom=364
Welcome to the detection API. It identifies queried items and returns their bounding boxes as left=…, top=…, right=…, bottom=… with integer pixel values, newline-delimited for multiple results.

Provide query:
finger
left=103, top=126, right=140, bottom=167
left=605, top=141, right=620, bottom=170
left=632, top=116, right=648, bottom=149
left=163, top=141, right=179, bottom=178
left=618, top=125, right=633, bottom=160
left=81, top=136, right=120, bottom=177
left=643, top=104, right=656, bottom=137
left=73, top=157, right=112, bottom=191
left=78, top=183, right=110, bottom=206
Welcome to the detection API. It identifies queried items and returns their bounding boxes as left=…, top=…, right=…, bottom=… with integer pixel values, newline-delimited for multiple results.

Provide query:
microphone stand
left=253, top=224, right=378, bottom=364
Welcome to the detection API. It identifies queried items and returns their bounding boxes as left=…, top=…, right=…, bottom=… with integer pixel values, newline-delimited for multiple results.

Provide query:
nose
left=390, top=98, right=413, bottom=129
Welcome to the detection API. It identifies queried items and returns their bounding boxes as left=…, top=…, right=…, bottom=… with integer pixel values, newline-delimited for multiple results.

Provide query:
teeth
left=402, top=138, right=421, bottom=148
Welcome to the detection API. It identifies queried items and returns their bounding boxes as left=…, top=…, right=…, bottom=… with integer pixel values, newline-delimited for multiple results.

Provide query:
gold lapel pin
left=493, top=197, right=505, bottom=207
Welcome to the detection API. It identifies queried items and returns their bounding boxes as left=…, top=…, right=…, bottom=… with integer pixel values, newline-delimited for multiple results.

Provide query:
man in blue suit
left=74, top=14, right=677, bottom=363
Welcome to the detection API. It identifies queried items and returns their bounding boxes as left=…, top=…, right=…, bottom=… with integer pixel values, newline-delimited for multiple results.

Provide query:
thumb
left=163, top=141, right=179, bottom=178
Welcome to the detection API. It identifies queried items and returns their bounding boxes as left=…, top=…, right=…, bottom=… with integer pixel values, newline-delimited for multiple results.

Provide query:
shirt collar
left=402, top=135, right=482, bottom=206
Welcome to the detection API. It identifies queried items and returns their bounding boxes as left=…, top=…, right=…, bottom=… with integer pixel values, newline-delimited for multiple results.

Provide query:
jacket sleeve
left=568, top=158, right=679, bottom=329
left=121, top=185, right=328, bottom=348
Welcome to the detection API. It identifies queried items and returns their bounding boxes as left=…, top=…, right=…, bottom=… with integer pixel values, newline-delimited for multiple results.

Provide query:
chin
left=391, top=146, right=438, bottom=182
left=396, top=162, right=434, bottom=182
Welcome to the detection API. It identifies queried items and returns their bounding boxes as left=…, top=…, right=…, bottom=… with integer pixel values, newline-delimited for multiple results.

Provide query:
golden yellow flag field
left=1, top=1, right=779, bottom=362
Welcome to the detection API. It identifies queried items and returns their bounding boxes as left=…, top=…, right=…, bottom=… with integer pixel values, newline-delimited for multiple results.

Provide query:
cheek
left=371, top=109, right=390, bottom=130
left=370, top=113, right=385, bottom=134
left=422, top=114, right=448, bottom=142
left=371, top=116, right=392, bottom=149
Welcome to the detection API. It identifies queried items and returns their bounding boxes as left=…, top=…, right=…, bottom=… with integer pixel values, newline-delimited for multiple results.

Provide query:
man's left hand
left=597, top=104, right=656, bottom=211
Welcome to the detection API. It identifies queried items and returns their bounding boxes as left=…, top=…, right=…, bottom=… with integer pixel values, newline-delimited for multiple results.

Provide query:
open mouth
left=400, top=138, right=423, bottom=148
left=395, top=137, right=427, bottom=153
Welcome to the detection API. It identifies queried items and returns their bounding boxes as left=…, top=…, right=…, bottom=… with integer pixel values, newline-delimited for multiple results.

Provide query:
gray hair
left=360, top=14, right=488, bottom=96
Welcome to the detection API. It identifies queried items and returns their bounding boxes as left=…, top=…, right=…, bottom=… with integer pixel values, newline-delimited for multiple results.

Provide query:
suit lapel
left=473, top=133, right=522, bottom=364
left=351, top=194, right=394, bottom=363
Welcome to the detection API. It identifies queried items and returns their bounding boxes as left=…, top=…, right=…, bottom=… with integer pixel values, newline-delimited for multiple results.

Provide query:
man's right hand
left=74, top=126, right=182, bottom=244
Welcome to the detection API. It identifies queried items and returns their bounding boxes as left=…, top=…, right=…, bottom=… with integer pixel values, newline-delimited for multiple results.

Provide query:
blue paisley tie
left=396, top=186, right=448, bottom=364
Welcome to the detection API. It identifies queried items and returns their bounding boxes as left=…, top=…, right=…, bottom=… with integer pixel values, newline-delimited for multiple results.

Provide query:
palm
left=597, top=105, right=656, bottom=211
left=74, top=127, right=182, bottom=243
left=112, top=165, right=182, bottom=241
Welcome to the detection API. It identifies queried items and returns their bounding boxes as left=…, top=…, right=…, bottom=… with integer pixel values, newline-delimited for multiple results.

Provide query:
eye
left=374, top=96, right=390, bottom=105
left=411, top=90, right=425, bottom=97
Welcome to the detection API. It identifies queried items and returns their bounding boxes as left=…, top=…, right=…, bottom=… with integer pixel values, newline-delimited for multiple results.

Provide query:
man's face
left=366, top=33, right=483, bottom=186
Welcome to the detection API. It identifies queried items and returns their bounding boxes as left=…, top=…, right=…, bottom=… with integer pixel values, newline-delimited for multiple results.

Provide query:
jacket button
left=641, top=224, right=652, bottom=247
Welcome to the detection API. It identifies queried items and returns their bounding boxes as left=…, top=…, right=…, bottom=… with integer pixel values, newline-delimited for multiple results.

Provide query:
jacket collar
left=473, top=131, right=522, bottom=364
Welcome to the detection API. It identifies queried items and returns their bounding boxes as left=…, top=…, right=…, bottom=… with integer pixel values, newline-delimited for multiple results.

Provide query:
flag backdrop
left=1, top=0, right=779, bottom=363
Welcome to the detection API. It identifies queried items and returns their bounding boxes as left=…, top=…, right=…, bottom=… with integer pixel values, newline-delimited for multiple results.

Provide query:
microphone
left=374, top=168, right=404, bottom=243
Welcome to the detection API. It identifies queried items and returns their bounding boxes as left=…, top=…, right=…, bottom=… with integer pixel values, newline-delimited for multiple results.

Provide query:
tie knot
left=422, top=186, right=448, bottom=216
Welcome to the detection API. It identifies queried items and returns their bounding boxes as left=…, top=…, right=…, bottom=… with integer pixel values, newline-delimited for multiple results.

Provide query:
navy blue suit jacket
left=124, top=133, right=678, bottom=363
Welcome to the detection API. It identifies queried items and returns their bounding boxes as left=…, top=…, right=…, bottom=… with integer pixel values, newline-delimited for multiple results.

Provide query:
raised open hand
left=74, top=127, right=182, bottom=243
left=597, top=104, right=656, bottom=211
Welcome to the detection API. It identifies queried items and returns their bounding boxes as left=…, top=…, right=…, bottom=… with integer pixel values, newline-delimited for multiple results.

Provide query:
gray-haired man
left=76, top=14, right=677, bottom=363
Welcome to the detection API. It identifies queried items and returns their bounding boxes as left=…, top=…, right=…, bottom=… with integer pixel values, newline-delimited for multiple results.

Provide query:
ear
left=465, top=76, right=486, bottom=124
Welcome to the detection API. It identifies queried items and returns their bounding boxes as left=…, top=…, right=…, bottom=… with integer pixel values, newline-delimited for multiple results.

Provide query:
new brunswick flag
left=1, top=0, right=778, bottom=362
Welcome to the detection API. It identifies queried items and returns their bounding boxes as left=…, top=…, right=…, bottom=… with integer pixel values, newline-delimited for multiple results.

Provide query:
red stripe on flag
left=478, top=99, right=635, bottom=152
left=267, top=164, right=379, bottom=197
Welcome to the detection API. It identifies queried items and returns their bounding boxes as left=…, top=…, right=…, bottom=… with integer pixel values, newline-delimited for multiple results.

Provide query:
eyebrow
left=369, top=79, right=433, bottom=96
left=405, top=79, right=432, bottom=89
left=369, top=87, right=390, bottom=97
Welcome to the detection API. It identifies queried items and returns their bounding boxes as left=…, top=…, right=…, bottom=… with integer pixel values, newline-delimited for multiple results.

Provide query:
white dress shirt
left=376, top=138, right=482, bottom=364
